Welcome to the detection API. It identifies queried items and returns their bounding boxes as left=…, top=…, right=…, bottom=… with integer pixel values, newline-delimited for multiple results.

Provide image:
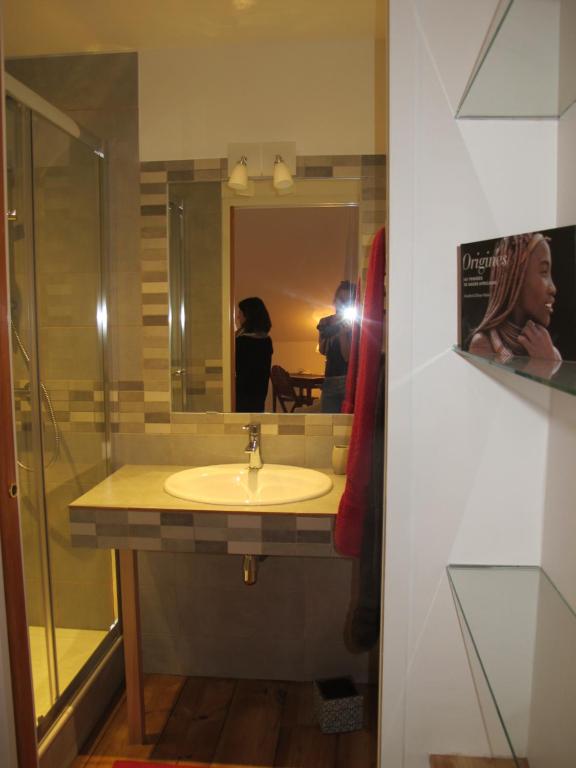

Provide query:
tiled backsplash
left=14, top=379, right=105, bottom=434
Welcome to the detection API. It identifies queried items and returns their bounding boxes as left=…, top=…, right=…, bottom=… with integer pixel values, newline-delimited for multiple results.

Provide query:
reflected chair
left=270, top=365, right=317, bottom=412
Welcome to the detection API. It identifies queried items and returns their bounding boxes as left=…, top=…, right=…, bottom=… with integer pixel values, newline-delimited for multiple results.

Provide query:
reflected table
left=289, top=372, right=324, bottom=399
left=271, top=372, right=324, bottom=413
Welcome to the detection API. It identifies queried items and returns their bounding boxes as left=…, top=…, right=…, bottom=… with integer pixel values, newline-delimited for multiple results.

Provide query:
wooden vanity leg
left=119, top=549, right=145, bottom=743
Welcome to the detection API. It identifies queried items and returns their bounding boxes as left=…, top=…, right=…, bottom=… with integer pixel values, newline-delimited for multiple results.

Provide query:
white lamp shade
left=228, top=157, right=249, bottom=190
left=273, top=157, right=293, bottom=190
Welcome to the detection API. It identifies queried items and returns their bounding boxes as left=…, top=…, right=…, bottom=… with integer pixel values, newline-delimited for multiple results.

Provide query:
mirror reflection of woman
left=317, top=280, right=357, bottom=412
left=235, top=297, right=273, bottom=412
left=469, top=233, right=561, bottom=363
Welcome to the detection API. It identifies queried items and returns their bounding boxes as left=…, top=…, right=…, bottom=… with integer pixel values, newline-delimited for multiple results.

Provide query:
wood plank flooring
left=430, top=757, right=529, bottom=768
left=153, top=678, right=237, bottom=763
left=74, top=674, right=378, bottom=768
left=73, top=675, right=186, bottom=767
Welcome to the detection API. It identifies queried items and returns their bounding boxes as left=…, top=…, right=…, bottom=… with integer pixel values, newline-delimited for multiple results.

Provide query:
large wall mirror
left=168, top=177, right=365, bottom=414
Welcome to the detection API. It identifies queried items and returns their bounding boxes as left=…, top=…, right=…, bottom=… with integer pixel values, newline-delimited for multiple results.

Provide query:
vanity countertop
left=70, top=464, right=345, bottom=516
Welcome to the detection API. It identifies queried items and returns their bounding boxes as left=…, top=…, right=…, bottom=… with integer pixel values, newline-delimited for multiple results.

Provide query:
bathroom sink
left=163, top=464, right=333, bottom=506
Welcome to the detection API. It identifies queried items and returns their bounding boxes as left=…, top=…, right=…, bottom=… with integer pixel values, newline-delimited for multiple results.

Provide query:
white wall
left=523, top=88, right=576, bottom=768
left=138, top=40, right=375, bottom=161
left=557, top=101, right=576, bottom=227
left=526, top=571, right=576, bottom=768
left=543, top=91, right=576, bottom=612
left=459, top=0, right=560, bottom=117
left=540, top=391, right=576, bottom=608
left=383, top=1, right=558, bottom=766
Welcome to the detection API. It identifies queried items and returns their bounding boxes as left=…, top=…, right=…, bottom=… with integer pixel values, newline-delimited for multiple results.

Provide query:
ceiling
left=4, top=0, right=385, bottom=58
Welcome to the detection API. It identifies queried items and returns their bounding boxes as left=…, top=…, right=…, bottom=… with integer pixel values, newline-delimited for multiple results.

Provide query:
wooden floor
left=73, top=674, right=378, bottom=768
left=430, top=757, right=529, bottom=768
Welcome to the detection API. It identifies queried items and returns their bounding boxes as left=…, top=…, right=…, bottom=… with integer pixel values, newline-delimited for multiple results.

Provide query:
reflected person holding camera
left=317, top=280, right=357, bottom=412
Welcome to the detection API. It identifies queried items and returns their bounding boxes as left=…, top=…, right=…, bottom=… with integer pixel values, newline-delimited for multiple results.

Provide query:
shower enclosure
left=6, top=89, right=118, bottom=739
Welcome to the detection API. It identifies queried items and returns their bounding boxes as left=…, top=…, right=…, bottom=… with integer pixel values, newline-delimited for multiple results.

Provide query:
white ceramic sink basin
left=163, top=464, right=333, bottom=506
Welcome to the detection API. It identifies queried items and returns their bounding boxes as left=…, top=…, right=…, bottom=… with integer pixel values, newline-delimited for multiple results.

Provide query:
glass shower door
left=7, top=96, right=58, bottom=723
left=7, top=96, right=118, bottom=737
left=32, top=111, right=117, bottom=707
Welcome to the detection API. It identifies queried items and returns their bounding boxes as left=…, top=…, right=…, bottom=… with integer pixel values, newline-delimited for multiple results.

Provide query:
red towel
left=341, top=276, right=362, bottom=414
left=335, top=228, right=386, bottom=557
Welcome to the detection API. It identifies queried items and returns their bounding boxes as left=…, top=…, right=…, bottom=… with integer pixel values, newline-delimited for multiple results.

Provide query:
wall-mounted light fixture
left=227, top=155, right=249, bottom=191
left=227, top=142, right=296, bottom=194
left=272, top=154, right=294, bottom=190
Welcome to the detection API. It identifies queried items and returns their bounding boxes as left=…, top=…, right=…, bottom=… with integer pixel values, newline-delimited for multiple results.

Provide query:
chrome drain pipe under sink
left=242, top=555, right=267, bottom=585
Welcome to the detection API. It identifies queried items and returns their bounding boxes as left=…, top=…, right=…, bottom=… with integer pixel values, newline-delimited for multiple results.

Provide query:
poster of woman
left=458, top=225, right=576, bottom=363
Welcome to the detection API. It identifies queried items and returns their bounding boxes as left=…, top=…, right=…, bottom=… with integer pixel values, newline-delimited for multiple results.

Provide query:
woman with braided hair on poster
left=468, top=232, right=561, bottom=363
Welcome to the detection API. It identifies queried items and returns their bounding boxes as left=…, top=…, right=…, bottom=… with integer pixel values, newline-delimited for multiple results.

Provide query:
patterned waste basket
left=313, top=676, right=364, bottom=734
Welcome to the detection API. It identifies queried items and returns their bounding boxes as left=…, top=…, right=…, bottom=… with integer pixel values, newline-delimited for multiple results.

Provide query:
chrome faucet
left=243, top=423, right=262, bottom=470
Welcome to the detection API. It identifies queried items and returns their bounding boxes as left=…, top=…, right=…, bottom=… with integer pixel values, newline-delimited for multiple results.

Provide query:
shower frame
left=0, top=64, right=38, bottom=768
left=4, top=75, right=121, bottom=746
left=12, top=98, right=62, bottom=722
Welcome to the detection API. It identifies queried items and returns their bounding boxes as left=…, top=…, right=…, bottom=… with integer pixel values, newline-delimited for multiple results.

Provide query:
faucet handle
left=243, top=423, right=260, bottom=436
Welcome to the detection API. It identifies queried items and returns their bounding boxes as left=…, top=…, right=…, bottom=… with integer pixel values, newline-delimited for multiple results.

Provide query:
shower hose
left=11, top=322, right=60, bottom=472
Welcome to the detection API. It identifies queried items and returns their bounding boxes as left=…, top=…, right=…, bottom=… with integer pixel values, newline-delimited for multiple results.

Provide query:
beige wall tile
left=110, top=326, right=143, bottom=381
left=139, top=582, right=179, bottom=636
left=39, top=327, right=102, bottom=381
left=110, top=213, right=146, bottom=274
left=172, top=629, right=306, bottom=680
left=6, top=53, right=138, bottom=110
left=305, top=436, right=335, bottom=468
left=44, top=435, right=105, bottom=485
left=23, top=578, right=44, bottom=626
left=138, top=551, right=176, bottom=587
left=109, top=272, right=144, bottom=326
left=305, top=424, right=333, bottom=436
left=260, top=435, right=306, bottom=465
left=52, top=579, right=115, bottom=631
left=46, top=480, right=114, bottom=586
left=175, top=583, right=305, bottom=640
left=142, top=632, right=182, bottom=674
left=37, top=272, right=99, bottom=328
left=138, top=551, right=370, bottom=680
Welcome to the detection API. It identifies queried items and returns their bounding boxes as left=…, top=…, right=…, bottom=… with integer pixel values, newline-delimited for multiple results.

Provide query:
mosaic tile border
left=14, top=378, right=105, bottom=434
left=110, top=407, right=354, bottom=438
left=70, top=507, right=337, bottom=557
left=111, top=154, right=386, bottom=436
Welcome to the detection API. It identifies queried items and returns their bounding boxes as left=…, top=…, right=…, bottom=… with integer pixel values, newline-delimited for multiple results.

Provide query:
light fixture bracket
left=227, top=141, right=296, bottom=179
left=261, top=142, right=296, bottom=177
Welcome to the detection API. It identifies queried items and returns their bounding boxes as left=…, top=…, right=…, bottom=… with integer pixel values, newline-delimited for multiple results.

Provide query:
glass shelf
left=457, top=0, right=576, bottom=118
left=448, top=565, right=576, bottom=766
left=455, top=347, right=576, bottom=397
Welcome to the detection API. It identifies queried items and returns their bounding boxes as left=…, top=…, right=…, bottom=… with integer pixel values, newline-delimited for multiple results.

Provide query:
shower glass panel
left=7, top=96, right=57, bottom=720
left=32, top=111, right=117, bottom=698
left=7, top=95, right=118, bottom=736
